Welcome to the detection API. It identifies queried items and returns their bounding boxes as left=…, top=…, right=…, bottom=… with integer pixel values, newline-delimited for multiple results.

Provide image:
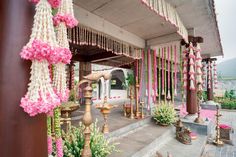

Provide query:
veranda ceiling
left=74, top=0, right=188, bottom=43
left=165, top=0, right=223, bottom=58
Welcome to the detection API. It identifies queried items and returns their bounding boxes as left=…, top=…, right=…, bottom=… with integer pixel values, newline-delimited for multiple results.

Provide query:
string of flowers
left=171, top=46, right=174, bottom=103
left=162, top=48, right=165, bottom=96
left=139, top=51, right=144, bottom=99
left=164, top=47, right=167, bottom=101
left=195, top=43, right=203, bottom=91
left=147, top=49, right=151, bottom=110
left=174, top=45, right=178, bottom=96
left=54, top=107, right=63, bottom=157
left=180, top=46, right=185, bottom=107
left=20, top=0, right=67, bottom=116
left=52, top=0, right=78, bottom=156
left=47, top=117, right=53, bottom=155
left=189, top=43, right=196, bottom=90
left=158, top=48, right=161, bottom=103
left=153, top=49, right=158, bottom=102
left=29, top=0, right=61, bottom=8
left=207, top=61, right=212, bottom=89
left=167, top=47, right=171, bottom=100
left=213, top=61, right=218, bottom=89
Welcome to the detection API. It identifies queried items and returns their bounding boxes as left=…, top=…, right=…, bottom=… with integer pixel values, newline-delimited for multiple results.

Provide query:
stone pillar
left=0, top=0, right=48, bottom=157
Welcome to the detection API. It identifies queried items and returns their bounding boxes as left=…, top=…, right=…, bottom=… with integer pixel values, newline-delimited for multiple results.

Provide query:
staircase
left=107, top=117, right=207, bottom=157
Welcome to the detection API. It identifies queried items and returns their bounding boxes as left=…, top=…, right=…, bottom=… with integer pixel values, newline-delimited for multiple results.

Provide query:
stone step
left=108, top=122, right=174, bottom=157
left=105, top=117, right=152, bottom=141
left=156, top=135, right=207, bottom=157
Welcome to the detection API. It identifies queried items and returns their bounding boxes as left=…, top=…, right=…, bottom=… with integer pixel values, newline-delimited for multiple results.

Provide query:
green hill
left=217, top=58, right=236, bottom=79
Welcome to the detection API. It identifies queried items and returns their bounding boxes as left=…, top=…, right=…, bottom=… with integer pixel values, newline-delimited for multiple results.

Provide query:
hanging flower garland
left=167, top=47, right=171, bottom=100
left=52, top=0, right=78, bottom=156
left=174, top=45, right=178, bottom=96
left=29, top=0, right=61, bottom=9
left=161, top=48, right=165, bottom=96
left=153, top=49, right=158, bottom=102
left=213, top=61, right=218, bottom=89
left=20, top=0, right=68, bottom=116
left=47, top=117, right=53, bottom=155
left=158, top=48, right=161, bottom=103
left=188, top=43, right=195, bottom=90
left=195, top=43, right=203, bottom=91
left=171, top=46, right=174, bottom=103
left=164, top=47, right=167, bottom=101
left=53, top=0, right=78, bottom=28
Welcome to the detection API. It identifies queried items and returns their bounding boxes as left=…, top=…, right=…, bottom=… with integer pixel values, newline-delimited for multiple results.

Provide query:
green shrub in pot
left=152, top=102, right=176, bottom=126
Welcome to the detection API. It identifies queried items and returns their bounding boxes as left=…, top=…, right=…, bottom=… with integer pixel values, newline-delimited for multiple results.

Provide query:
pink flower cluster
left=20, top=91, right=60, bottom=116
left=29, top=0, right=61, bottom=8
left=219, top=124, right=231, bottom=129
left=54, top=88, right=69, bottom=102
left=53, top=13, right=78, bottom=28
left=48, top=0, right=61, bottom=8
left=47, top=136, right=53, bottom=155
left=56, top=138, right=63, bottom=157
left=20, top=39, right=72, bottom=64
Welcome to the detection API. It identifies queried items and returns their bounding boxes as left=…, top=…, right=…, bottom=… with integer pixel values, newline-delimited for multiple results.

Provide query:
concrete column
left=0, top=0, right=48, bottom=156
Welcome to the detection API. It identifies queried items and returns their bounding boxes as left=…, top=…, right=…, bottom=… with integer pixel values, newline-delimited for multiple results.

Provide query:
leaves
left=152, top=102, right=176, bottom=125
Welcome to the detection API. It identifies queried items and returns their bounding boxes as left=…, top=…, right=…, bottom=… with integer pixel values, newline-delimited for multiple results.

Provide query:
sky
left=215, top=0, right=236, bottom=63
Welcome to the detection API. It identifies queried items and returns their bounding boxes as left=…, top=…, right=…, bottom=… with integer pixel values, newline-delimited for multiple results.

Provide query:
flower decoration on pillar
left=174, top=45, right=178, bottom=96
left=167, top=47, right=171, bottom=100
left=53, top=0, right=78, bottom=28
left=183, top=48, right=188, bottom=89
left=189, top=43, right=195, bottom=90
left=207, top=61, right=212, bottom=89
left=202, top=62, right=206, bottom=89
left=195, top=43, right=203, bottom=91
left=20, top=0, right=68, bottom=116
left=213, top=61, right=218, bottom=89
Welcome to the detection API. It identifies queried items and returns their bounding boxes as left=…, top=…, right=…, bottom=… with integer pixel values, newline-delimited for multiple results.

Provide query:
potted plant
left=153, top=102, right=176, bottom=126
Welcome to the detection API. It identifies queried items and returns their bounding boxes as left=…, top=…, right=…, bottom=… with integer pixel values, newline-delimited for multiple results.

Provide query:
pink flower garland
left=20, top=39, right=72, bottom=64
left=54, top=88, right=69, bottom=102
left=29, top=0, right=61, bottom=8
left=167, top=47, right=171, bottom=100
left=20, top=91, right=60, bottom=116
left=56, top=138, right=63, bottom=157
left=53, top=13, right=78, bottom=28
left=162, top=48, right=165, bottom=95
left=47, top=136, right=53, bottom=155
left=174, top=45, right=177, bottom=96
